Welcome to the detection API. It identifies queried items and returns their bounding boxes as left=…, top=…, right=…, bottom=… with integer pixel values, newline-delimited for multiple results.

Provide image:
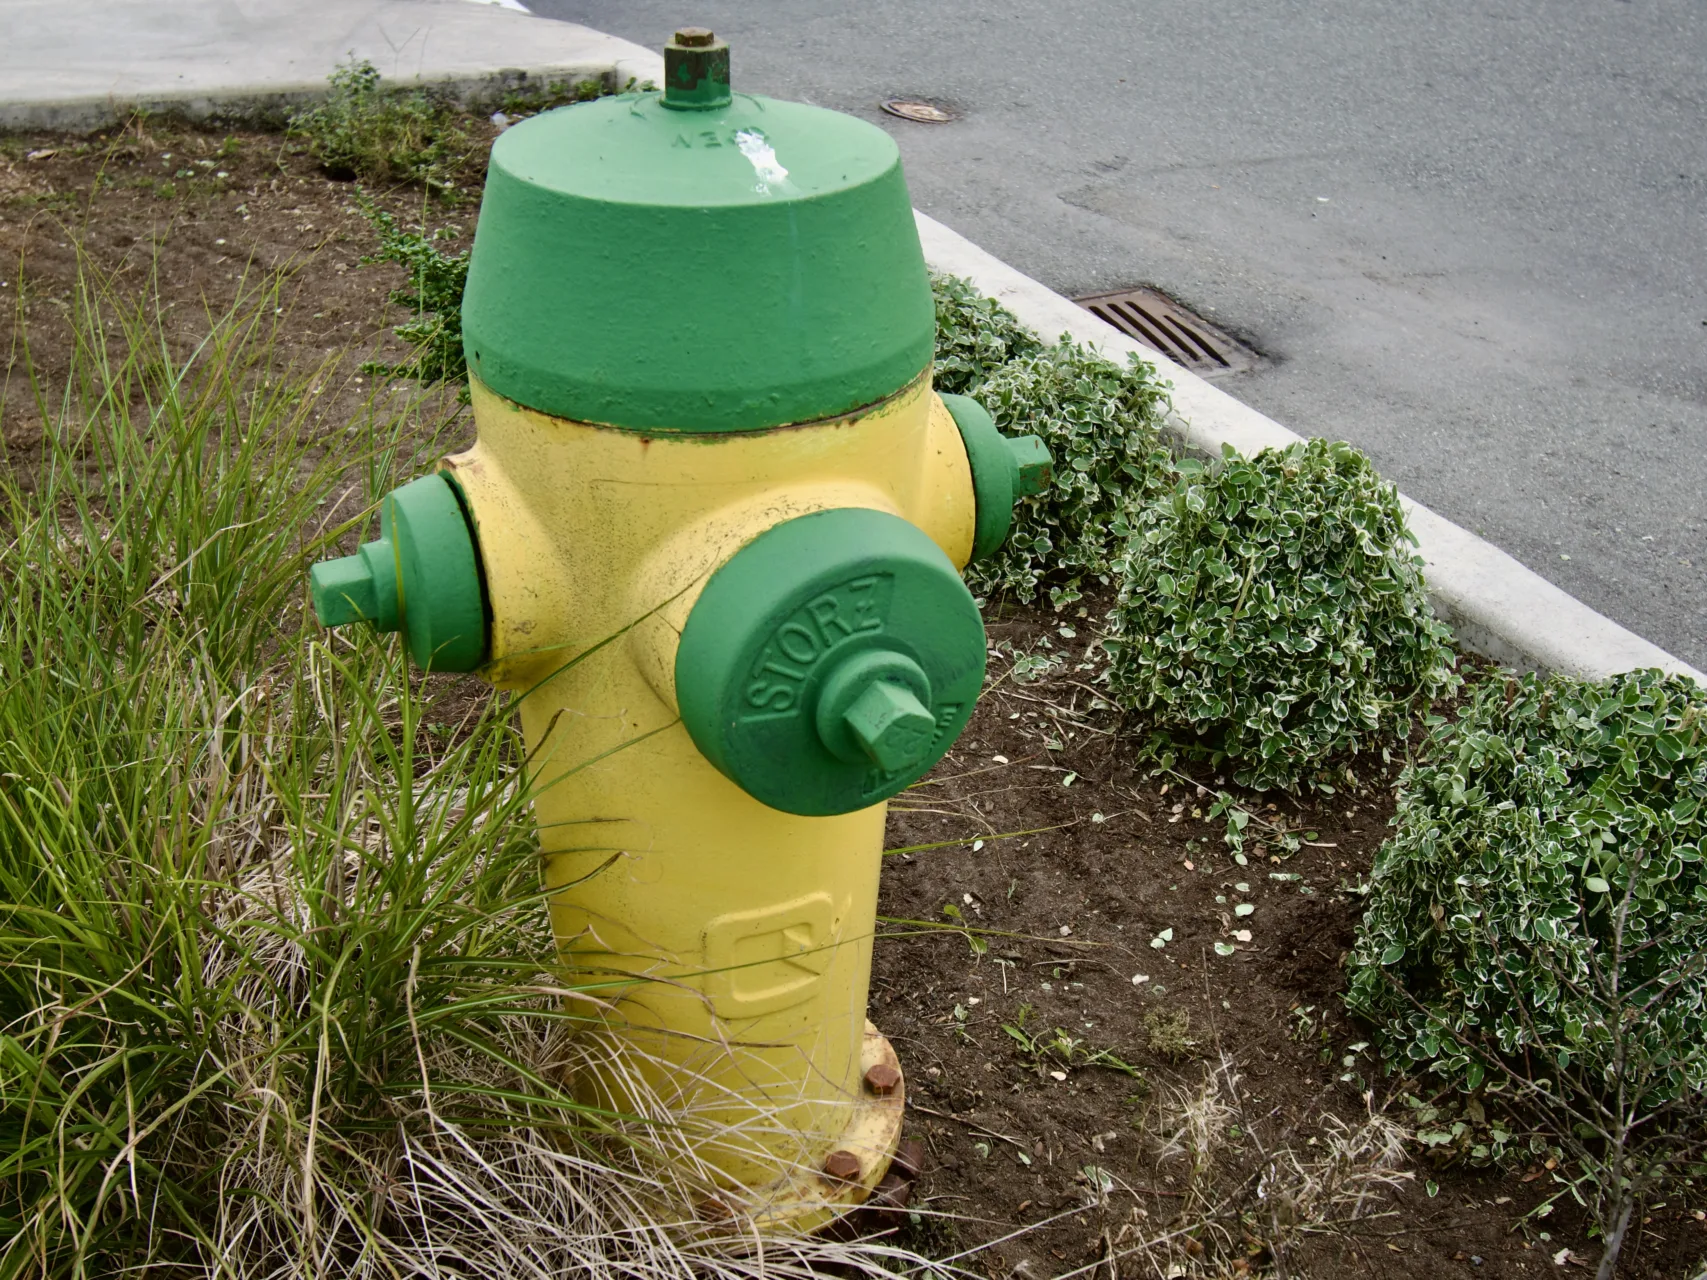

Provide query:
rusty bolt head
left=823, top=1149, right=863, bottom=1182
left=695, top=1194, right=734, bottom=1222
left=673, top=27, right=716, bottom=46
left=892, top=1137, right=926, bottom=1181
left=863, top=1062, right=903, bottom=1096
left=868, top=1171, right=914, bottom=1211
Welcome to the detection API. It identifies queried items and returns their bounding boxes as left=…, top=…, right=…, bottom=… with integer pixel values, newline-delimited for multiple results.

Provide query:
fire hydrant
left=309, top=30, right=1050, bottom=1231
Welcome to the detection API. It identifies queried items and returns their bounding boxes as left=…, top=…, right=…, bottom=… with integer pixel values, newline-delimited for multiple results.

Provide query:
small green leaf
left=1584, top=876, right=1610, bottom=894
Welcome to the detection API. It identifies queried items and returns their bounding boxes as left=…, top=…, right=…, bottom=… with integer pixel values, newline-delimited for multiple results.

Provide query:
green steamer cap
left=460, top=35, right=934, bottom=433
left=308, top=473, right=488, bottom=672
left=677, top=508, right=987, bottom=816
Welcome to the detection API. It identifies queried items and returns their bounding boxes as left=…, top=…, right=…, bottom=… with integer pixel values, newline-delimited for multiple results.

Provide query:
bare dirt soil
left=4, top=118, right=1703, bottom=1280
left=0, top=116, right=483, bottom=459
left=876, top=612, right=1614, bottom=1279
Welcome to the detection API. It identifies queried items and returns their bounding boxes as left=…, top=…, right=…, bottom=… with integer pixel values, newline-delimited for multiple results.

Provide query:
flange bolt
left=863, top=1062, right=903, bottom=1096
left=823, top=1149, right=863, bottom=1183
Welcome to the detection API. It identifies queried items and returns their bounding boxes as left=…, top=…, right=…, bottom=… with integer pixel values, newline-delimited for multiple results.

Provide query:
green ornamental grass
left=0, top=262, right=563, bottom=1276
left=0, top=258, right=941, bottom=1280
left=1105, top=439, right=1457, bottom=791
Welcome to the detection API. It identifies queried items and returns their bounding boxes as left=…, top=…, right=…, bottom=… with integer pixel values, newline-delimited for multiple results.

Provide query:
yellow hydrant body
left=309, top=31, right=1049, bottom=1231
left=449, top=378, right=975, bottom=1223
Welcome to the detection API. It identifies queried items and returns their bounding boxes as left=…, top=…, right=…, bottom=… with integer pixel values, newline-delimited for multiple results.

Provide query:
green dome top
left=461, top=83, right=935, bottom=432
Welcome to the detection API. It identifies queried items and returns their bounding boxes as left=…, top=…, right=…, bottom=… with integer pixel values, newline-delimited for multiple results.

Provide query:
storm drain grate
left=1073, top=287, right=1260, bottom=377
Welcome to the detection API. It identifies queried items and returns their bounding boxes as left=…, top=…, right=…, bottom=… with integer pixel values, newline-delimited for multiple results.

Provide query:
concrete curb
left=915, top=211, right=1704, bottom=685
left=0, top=0, right=666, bottom=131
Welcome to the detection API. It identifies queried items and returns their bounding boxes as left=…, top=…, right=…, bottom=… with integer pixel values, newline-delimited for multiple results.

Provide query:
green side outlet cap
left=938, top=393, right=1054, bottom=561
left=677, top=507, right=987, bottom=816
left=308, top=473, right=488, bottom=672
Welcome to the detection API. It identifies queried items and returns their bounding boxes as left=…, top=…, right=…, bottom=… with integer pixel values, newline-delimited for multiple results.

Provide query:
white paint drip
left=734, top=128, right=789, bottom=195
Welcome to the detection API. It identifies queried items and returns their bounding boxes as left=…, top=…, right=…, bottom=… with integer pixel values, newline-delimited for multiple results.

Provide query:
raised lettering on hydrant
left=307, top=28, right=1050, bottom=1232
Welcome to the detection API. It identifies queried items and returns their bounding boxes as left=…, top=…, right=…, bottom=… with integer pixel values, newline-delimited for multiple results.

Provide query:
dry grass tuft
left=1067, top=1055, right=1415, bottom=1279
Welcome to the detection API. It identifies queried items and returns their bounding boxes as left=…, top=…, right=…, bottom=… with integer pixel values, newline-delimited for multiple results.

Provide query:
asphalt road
left=540, top=0, right=1707, bottom=670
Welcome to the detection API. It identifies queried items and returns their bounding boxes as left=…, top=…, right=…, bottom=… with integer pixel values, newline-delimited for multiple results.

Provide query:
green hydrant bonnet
left=461, top=90, right=935, bottom=434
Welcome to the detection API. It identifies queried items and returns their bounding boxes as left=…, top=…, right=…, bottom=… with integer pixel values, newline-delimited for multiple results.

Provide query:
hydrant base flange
left=719, top=1021, right=906, bottom=1235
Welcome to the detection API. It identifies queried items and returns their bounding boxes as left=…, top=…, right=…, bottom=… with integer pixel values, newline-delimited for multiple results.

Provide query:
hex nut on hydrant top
left=308, top=28, right=1051, bottom=1232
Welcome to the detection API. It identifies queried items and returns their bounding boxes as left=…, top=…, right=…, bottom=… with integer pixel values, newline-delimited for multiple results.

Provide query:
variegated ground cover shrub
left=930, top=269, right=1042, bottom=396
left=1347, top=668, right=1707, bottom=1099
left=1103, top=439, right=1457, bottom=790
left=931, top=271, right=1175, bottom=608
left=963, top=341, right=1175, bottom=608
left=1345, top=668, right=1707, bottom=1274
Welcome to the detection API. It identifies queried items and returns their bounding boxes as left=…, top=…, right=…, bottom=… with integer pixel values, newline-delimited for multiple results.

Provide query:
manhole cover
left=1074, top=287, right=1260, bottom=377
left=881, top=99, right=957, bottom=123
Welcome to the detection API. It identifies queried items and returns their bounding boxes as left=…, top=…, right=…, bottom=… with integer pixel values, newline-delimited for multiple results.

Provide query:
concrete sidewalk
left=0, top=0, right=664, bottom=130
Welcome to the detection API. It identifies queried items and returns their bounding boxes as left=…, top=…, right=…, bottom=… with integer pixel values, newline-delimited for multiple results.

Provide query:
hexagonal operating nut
left=662, top=27, right=731, bottom=109
left=1007, top=434, right=1053, bottom=498
left=310, top=537, right=399, bottom=631
left=842, top=680, right=937, bottom=774
left=305, top=473, right=487, bottom=673
left=310, top=551, right=382, bottom=627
